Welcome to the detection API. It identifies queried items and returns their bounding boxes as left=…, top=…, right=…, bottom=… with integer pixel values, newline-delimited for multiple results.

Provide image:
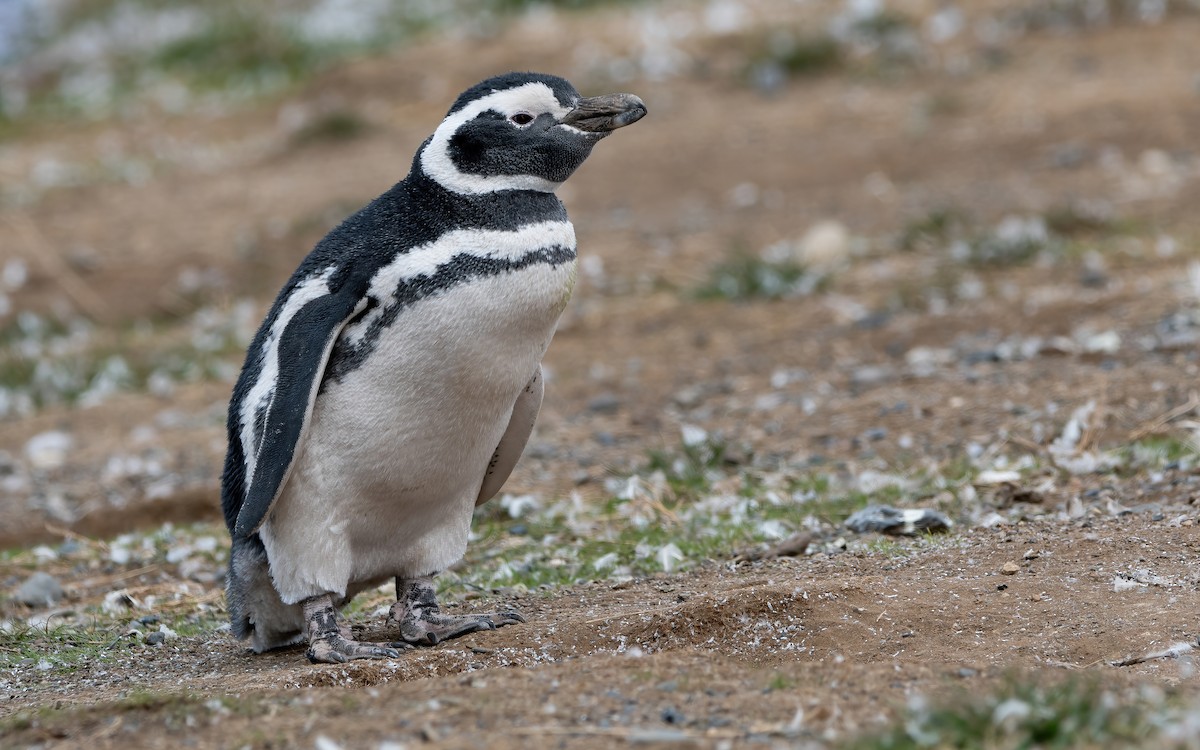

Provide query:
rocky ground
left=3, top=1, right=1200, bottom=748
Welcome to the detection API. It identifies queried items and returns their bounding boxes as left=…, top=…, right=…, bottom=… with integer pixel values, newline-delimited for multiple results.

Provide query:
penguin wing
left=233, top=285, right=368, bottom=539
left=476, top=367, right=544, bottom=506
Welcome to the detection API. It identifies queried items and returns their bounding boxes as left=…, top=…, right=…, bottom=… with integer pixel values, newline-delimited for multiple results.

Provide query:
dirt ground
left=4, top=1, right=1200, bottom=747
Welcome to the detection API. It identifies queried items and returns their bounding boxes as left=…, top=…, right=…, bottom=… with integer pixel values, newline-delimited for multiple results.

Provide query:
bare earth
left=3, top=2, right=1200, bottom=747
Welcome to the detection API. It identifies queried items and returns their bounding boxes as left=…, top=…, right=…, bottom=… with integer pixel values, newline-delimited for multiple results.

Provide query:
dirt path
left=5, top=515, right=1199, bottom=748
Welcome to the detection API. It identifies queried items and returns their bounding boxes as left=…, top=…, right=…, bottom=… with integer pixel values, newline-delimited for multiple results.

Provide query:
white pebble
left=24, top=430, right=73, bottom=471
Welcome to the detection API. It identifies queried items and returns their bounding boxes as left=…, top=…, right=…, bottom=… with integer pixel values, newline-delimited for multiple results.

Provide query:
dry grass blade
left=4, top=212, right=113, bottom=324
left=1129, top=391, right=1200, bottom=441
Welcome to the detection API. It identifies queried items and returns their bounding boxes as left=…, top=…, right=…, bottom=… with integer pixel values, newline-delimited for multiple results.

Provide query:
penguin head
left=418, top=72, right=646, bottom=195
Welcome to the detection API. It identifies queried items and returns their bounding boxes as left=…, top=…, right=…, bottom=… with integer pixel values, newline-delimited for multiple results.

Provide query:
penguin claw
left=394, top=611, right=521, bottom=646
left=389, top=575, right=525, bottom=647
left=302, top=594, right=406, bottom=664
left=306, top=636, right=403, bottom=664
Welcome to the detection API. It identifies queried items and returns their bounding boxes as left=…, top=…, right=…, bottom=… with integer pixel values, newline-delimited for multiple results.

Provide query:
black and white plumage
left=219, top=72, right=645, bottom=663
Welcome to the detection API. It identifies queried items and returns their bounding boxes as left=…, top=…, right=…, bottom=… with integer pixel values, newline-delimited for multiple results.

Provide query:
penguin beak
left=560, top=93, right=647, bottom=134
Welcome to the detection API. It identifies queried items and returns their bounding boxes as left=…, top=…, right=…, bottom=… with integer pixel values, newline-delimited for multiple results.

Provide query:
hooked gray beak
left=560, top=93, right=647, bottom=134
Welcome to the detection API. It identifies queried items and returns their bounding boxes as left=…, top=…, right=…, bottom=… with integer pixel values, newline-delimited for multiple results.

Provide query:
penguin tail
left=226, top=535, right=305, bottom=652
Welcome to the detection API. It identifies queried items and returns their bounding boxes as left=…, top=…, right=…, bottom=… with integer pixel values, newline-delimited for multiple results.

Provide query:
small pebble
left=24, top=431, right=73, bottom=471
left=587, top=393, right=620, bottom=414
left=1001, top=562, right=1020, bottom=575
left=14, top=572, right=64, bottom=607
left=660, top=706, right=684, bottom=725
left=144, top=631, right=166, bottom=646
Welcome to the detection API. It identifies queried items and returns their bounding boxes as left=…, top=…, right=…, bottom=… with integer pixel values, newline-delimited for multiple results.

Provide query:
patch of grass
left=956, top=216, right=1057, bottom=267
left=1121, top=436, right=1199, bottom=470
left=861, top=537, right=912, bottom=558
left=844, top=678, right=1193, bottom=750
left=845, top=9, right=923, bottom=75
left=851, top=9, right=914, bottom=40
left=0, top=619, right=123, bottom=672
left=289, top=109, right=371, bottom=147
left=490, top=0, right=642, bottom=10
left=784, top=487, right=884, bottom=527
left=1043, top=203, right=1116, bottom=237
left=149, top=11, right=329, bottom=94
left=449, top=440, right=950, bottom=596
left=743, top=30, right=843, bottom=89
left=764, top=672, right=798, bottom=692
left=645, top=437, right=733, bottom=502
left=897, top=208, right=968, bottom=252
left=762, top=33, right=843, bottom=77
left=696, top=251, right=827, bottom=301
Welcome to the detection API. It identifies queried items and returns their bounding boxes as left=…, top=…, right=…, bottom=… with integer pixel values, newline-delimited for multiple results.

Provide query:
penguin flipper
left=476, top=367, right=544, bottom=506
left=233, top=289, right=368, bottom=539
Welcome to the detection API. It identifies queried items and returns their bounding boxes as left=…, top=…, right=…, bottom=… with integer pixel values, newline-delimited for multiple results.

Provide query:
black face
left=448, top=110, right=599, bottom=184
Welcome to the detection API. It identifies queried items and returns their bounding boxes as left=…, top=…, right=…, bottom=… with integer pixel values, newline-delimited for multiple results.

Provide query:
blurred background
left=5, top=4, right=1200, bottom=739
left=1, top=0, right=1199, bottom=551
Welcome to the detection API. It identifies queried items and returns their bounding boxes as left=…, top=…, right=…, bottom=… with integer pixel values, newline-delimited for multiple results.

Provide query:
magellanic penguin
left=220, top=72, right=646, bottom=663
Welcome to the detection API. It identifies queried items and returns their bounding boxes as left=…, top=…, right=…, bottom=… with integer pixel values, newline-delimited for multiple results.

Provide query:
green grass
left=759, top=33, right=843, bottom=77
left=764, top=672, right=798, bottom=692
left=289, top=109, right=371, bottom=147
left=897, top=208, right=968, bottom=252
left=844, top=678, right=1196, bottom=749
left=1120, top=436, right=1199, bottom=471
left=696, top=251, right=827, bottom=301
left=0, top=619, right=125, bottom=672
left=644, top=437, right=733, bottom=501
left=490, top=0, right=642, bottom=10
left=445, top=439, right=947, bottom=595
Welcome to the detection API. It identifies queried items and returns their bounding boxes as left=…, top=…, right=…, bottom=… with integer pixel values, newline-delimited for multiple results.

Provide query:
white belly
left=261, top=260, right=574, bottom=604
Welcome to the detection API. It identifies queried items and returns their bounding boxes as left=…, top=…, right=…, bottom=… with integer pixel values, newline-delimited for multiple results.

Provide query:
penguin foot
left=302, top=593, right=409, bottom=664
left=389, top=576, right=525, bottom=646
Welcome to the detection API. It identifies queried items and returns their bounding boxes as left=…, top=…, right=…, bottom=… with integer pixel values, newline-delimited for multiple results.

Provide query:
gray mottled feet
left=388, top=576, right=525, bottom=646
left=302, top=594, right=409, bottom=664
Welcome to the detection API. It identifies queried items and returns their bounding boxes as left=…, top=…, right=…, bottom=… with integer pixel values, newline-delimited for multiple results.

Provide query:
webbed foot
left=302, top=593, right=410, bottom=664
left=388, top=576, right=525, bottom=646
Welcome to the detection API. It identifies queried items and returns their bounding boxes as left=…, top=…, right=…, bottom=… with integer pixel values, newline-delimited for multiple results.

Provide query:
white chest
left=261, top=229, right=576, bottom=601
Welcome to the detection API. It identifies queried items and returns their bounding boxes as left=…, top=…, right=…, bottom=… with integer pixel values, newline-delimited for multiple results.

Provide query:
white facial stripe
left=555, top=123, right=590, bottom=137
left=342, top=220, right=576, bottom=344
left=239, top=266, right=336, bottom=488
left=420, top=82, right=575, bottom=195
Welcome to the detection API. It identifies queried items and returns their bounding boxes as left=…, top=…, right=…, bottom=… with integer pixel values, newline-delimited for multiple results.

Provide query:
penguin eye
left=509, top=112, right=535, bottom=126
